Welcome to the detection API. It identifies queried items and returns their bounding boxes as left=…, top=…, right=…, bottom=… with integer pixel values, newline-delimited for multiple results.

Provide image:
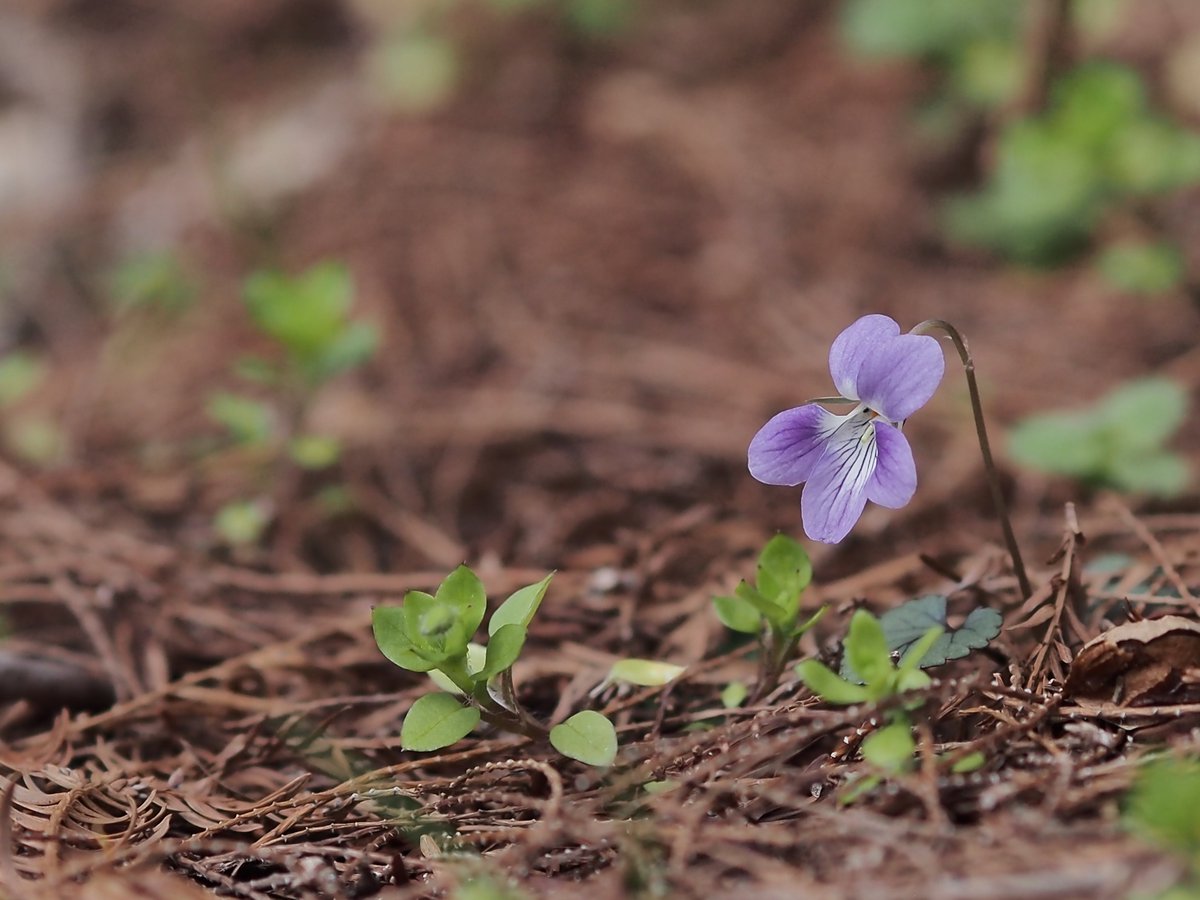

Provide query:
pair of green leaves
left=1008, top=377, right=1189, bottom=497
left=243, top=262, right=378, bottom=388
left=713, top=535, right=824, bottom=639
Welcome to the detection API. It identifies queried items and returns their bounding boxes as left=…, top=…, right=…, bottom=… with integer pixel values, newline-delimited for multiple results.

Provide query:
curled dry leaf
left=1064, top=616, right=1200, bottom=706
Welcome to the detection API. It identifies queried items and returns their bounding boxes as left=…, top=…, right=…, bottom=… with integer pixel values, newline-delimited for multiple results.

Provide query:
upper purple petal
left=748, top=404, right=837, bottom=486
left=828, top=314, right=901, bottom=401
left=854, top=333, right=944, bottom=422
left=866, top=420, right=916, bottom=509
left=800, top=415, right=877, bottom=543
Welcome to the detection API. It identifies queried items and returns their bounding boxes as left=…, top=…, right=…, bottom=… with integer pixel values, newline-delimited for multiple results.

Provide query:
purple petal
left=854, top=333, right=944, bottom=422
left=748, top=404, right=837, bottom=486
left=801, top=416, right=877, bottom=543
left=866, top=421, right=916, bottom=509
left=828, top=315, right=901, bottom=401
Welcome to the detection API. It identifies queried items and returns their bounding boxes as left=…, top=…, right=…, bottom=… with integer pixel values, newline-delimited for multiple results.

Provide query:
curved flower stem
left=911, top=319, right=1033, bottom=599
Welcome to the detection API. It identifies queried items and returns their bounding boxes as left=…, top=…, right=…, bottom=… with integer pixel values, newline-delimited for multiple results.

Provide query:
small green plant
left=712, top=534, right=826, bottom=701
left=373, top=566, right=619, bottom=766
left=1097, top=241, right=1185, bottom=295
left=243, top=261, right=378, bottom=391
left=1008, top=377, right=1189, bottom=496
left=208, top=261, right=378, bottom=544
left=798, top=610, right=942, bottom=775
left=1126, top=755, right=1200, bottom=895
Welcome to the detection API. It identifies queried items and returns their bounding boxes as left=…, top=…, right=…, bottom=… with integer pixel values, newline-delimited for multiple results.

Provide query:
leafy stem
left=911, top=318, right=1032, bottom=599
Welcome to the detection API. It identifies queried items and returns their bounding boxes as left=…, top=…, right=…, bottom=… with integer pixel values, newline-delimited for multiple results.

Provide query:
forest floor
left=2, top=1, right=1200, bottom=897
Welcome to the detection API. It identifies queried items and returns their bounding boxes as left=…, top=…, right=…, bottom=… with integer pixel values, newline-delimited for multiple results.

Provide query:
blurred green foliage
left=243, top=261, right=377, bottom=389
left=842, top=0, right=1195, bottom=289
left=1008, top=377, right=1189, bottom=496
left=946, top=64, right=1200, bottom=266
left=1126, top=756, right=1200, bottom=896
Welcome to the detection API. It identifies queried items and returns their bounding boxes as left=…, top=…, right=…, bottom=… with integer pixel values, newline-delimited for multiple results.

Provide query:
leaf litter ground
left=3, top=1, right=1200, bottom=897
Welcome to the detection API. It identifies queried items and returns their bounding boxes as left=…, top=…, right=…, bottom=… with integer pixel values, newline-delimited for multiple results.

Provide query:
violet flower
left=748, top=315, right=945, bottom=543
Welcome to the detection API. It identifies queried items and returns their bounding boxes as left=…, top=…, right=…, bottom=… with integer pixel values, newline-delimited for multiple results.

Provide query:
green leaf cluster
left=243, top=262, right=378, bottom=388
left=713, top=534, right=823, bottom=640
left=946, top=63, right=1200, bottom=265
left=374, top=568, right=618, bottom=765
left=1008, top=377, right=1189, bottom=497
left=798, top=610, right=941, bottom=708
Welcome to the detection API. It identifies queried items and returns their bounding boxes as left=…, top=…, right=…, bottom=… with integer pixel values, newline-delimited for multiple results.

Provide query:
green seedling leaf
left=244, top=262, right=353, bottom=357
left=796, top=660, right=870, bottom=705
left=436, top=565, right=487, bottom=641
left=838, top=772, right=883, bottom=806
left=214, top=499, right=270, bottom=546
left=1108, top=450, right=1189, bottom=496
left=862, top=722, right=915, bottom=774
left=0, top=352, right=46, bottom=407
left=549, top=711, right=618, bottom=767
left=288, top=434, right=341, bottom=470
left=712, top=594, right=761, bottom=634
left=489, top=573, right=553, bottom=635
left=1009, top=378, right=1189, bottom=497
left=845, top=610, right=892, bottom=685
left=565, top=0, right=634, bottom=37
left=4, top=417, right=65, bottom=466
left=401, top=693, right=480, bottom=752
left=207, top=392, right=274, bottom=445
left=756, top=534, right=812, bottom=616
left=790, top=605, right=829, bottom=640
left=1125, top=755, right=1200, bottom=854
left=481, top=624, right=527, bottom=680
left=721, top=681, right=748, bottom=709
left=373, top=605, right=438, bottom=672
left=401, top=591, right=465, bottom=663
left=951, top=750, right=987, bottom=774
left=429, top=643, right=486, bottom=694
left=608, top=658, right=685, bottom=687
left=1097, top=378, right=1188, bottom=452
left=734, top=580, right=785, bottom=624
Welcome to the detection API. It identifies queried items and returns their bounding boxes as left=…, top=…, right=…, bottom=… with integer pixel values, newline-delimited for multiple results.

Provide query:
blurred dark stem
left=1021, top=0, right=1073, bottom=114
left=0, top=652, right=115, bottom=711
left=911, top=319, right=1033, bottom=600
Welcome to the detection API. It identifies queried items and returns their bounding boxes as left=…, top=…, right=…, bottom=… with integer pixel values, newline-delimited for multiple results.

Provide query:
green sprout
left=373, top=566, right=619, bottom=766
left=1009, top=377, right=1189, bottom=497
left=798, top=610, right=942, bottom=775
left=713, top=534, right=826, bottom=702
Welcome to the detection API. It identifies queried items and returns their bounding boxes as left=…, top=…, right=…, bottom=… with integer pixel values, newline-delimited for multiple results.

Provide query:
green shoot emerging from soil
left=712, top=534, right=826, bottom=703
left=799, top=610, right=942, bottom=776
left=209, top=261, right=378, bottom=547
left=373, top=566, right=619, bottom=767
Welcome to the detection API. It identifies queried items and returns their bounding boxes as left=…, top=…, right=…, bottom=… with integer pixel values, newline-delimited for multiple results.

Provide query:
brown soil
left=2, top=1, right=1200, bottom=897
